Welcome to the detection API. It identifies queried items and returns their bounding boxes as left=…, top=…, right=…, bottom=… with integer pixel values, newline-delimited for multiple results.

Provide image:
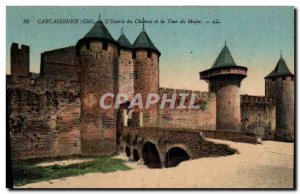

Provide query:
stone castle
left=7, top=18, right=294, bottom=160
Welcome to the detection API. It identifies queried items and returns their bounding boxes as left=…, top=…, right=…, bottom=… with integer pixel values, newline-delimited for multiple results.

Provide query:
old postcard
left=6, top=6, right=295, bottom=189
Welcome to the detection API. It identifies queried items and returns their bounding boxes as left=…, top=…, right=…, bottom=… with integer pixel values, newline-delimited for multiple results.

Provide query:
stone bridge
left=121, top=127, right=260, bottom=168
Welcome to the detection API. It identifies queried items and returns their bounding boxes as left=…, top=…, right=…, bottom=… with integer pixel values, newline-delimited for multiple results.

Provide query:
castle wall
left=7, top=87, right=81, bottom=160
left=156, top=88, right=216, bottom=130
left=78, top=41, right=118, bottom=155
left=7, top=74, right=32, bottom=88
left=11, top=43, right=29, bottom=77
left=241, top=95, right=276, bottom=139
left=41, top=46, right=78, bottom=81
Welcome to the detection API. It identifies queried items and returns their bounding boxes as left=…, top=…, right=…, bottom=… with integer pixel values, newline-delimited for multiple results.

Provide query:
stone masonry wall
left=134, top=50, right=159, bottom=127
left=156, top=88, right=216, bottom=130
left=275, top=76, right=294, bottom=141
left=11, top=43, right=29, bottom=77
left=265, top=76, right=294, bottom=141
left=118, top=49, right=134, bottom=100
left=79, top=41, right=118, bottom=155
left=213, top=76, right=242, bottom=132
left=7, top=86, right=81, bottom=160
left=265, top=78, right=276, bottom=98
left=241, top=95, right=276, bottom=139
left=41, top=46, right=78, bottom=81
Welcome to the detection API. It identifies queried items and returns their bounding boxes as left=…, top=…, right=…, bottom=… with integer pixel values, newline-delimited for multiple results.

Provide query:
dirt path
left=18, top=139, right=294, bottom=189
left=36, top=158, right=94, bottom=167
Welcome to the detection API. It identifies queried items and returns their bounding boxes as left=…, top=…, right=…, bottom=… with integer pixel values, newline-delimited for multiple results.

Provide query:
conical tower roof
left=200, top=42, right=247, bottom=81
left=118, top=30, right=132, bottom=49
left=211, top=43, right=236, bottom=69
left=265, top=56, right=294, bottom=78
left=133, top=29, right=160, bottom=56
left=76, top=18, right=116, bottom=50
left=82, top=20, right=116, bottom=42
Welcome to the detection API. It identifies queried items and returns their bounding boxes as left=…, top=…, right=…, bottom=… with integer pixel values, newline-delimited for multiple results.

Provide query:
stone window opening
left=85, top=42, right=90, bottom=50
left=127, top=119, right=130, bottom=126
left=55, top=80, right=65, bottom=89
left=147, top=50, right=151, bottom=58
left=134, top=73, right=138, bottom=80
left=30, top=79, right=36, bottom=85
left=102, top=41, right=108, bottom=50
left=127, top=109, right=133, bottom=126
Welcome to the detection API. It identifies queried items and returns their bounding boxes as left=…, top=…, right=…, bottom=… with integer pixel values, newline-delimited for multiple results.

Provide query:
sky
left=6, top=6, right=294, bottom=96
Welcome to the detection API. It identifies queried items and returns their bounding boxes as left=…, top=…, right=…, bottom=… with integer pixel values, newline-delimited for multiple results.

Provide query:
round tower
left=116, top=28, right=134, bottom=147
left=265, top=54, right=294, bottom=141
left=132, top=25, right=160, bottom=126
left=200, top=43, right=247, bottom=132
left=76, top=18, right=119, bottom=154
left=117, top=28, right=134, bottom=100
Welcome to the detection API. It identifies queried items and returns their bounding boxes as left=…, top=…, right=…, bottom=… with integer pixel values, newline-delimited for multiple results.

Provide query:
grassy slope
left=12, top=155, right=131, bottom=186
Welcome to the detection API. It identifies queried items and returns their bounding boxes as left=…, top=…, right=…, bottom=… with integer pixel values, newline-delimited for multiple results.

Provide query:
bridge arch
left=133, top=148, right=140, bottom=161
left=142, top=142, right=162, bottom=168
left=165, top=146, right=191, bottom=168
left=125, top=145, right=131, bottom=157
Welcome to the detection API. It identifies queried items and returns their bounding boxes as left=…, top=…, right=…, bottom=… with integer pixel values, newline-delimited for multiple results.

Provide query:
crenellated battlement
left=158, top=87, right=214, bottom=100
left=11, top=43, right=29, bottom=53
left=79, top=41, right=118, bottom=53
left=7, top=74, right=80, bottom=96
left=11, top=43, right=30, bottom=77
left=79, top=46, right=119, bottom=63
left=241, top=95, right=276, bottom=104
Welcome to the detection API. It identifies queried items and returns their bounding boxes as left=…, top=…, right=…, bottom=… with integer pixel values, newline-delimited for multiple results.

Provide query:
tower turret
left=265, top=54, right=294, bottom=141
left=76, top=17, right=119, bottom=154
left=133, top=25, right=160, bottom=126
left=11, top=43, right=30, bottom=77
left=200, top=42, right=247, bottom=132
left=117, top=28, right=134, bottom=100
